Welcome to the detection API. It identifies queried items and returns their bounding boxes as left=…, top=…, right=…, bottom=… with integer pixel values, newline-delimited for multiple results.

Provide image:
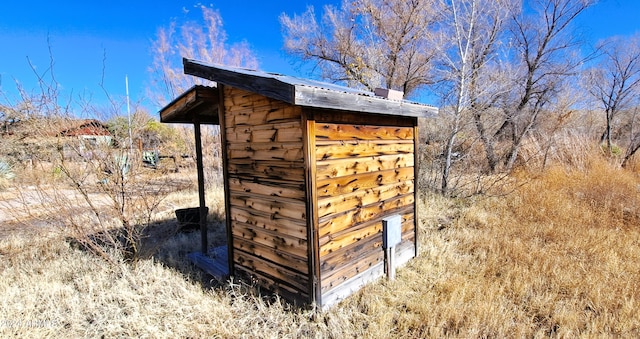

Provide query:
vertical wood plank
left=219, top=84, right=235, bottom=275
left=302, top=109, right=321, bottom=305
left=194, top=123, right=208, bottom=253
left=413, top=121, right=419, bottom=257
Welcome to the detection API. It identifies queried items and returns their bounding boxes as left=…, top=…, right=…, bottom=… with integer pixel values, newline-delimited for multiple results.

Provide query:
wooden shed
left=160, top=59, right=437, bottom=307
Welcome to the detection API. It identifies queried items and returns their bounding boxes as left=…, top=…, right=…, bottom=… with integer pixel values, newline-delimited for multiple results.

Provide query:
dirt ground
left=0, top=186, right=61, bottom=238
left=0, top=174, right=198, bottom=240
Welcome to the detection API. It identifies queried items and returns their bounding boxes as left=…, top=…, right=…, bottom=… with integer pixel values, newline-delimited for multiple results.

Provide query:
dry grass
left=1, top=155, right=639, bottom=337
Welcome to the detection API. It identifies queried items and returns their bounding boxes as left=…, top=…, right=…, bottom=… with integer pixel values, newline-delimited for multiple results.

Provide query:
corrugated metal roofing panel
left=183, top=59, right=438, bottom=117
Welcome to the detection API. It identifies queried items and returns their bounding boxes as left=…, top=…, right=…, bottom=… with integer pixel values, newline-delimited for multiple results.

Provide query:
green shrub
left=0, top=160, right=15, bottom=189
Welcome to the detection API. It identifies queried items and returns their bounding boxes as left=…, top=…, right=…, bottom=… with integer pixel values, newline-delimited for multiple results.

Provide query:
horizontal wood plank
left=234, top=265, right=309, bottom=303
left=320, top=243, right=383, bottom=293
left=223, top=87, right=300, bottom=125
left=226, top=121, right=302, bottom=143
left=318, top=221, right=381, bottom=258
left=224, top=89, right=279, bottom=109
left=315, top=124, right=414, bottom=141
left=226, top=106, right=301, bottom=125
left=318, top=211, right=414, bottom=249
left=316, top=140, right=413, bottom=161
left=232, top=221, right=307, bottom=258
left=318, top=214, right=414, bottom=281
left=234, top=251, right=309, bottom=294
left=316, top=154, right=414, bottom=180
left=227, top=160, right=305, bottom=182
left=318, top=198, right=414, bottom=239
left=233, top=234, right=308, bottom=274
left=317, top=180, right=413, bottom=218
left=308, top=108, right=417, bottom=127
left=317, top=167, right=414, bottom=198
left=228, top=177, right=306, bottom=200
left=227, top=142, right=304, bottom=162
left=230, top=193, right=306, bottom=220
left=320, top=231, right=382, bottom=273
left=320, top=262, right=384, bottom=307
left=230, top=206, right=307, bottom=240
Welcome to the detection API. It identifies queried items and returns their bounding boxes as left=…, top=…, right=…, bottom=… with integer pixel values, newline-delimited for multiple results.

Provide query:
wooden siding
left=223, top=87, right=309, bottom=302
left=315, top=122, right=416, bottom=295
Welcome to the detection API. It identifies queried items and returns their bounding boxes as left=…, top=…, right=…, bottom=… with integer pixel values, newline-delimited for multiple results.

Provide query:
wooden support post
left=194, top=122, right=208, bottom=254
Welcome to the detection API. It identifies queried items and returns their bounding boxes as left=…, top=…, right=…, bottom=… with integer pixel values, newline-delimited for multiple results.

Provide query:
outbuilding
left=160, top=59, right=437, bottom=307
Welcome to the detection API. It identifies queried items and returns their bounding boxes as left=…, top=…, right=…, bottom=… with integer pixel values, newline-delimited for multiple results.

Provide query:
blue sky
left=0, top=0, right=638, bottom=114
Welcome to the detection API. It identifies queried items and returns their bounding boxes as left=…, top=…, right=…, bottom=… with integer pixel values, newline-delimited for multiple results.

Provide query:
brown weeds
left=1, top=155, right=639, bottom=337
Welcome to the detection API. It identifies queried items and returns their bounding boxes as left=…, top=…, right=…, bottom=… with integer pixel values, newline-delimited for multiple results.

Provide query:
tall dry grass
left=388, top=155, right=640, bottom=337
left=1, top=153, right=639, bottom=337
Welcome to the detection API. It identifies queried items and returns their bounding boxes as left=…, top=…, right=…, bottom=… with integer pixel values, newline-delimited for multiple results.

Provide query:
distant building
left=57, top=119, right=113, bottom=160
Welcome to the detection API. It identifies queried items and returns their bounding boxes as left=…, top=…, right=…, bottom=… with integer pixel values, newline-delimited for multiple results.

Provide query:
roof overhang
left=182, top=59, right=438, bottom=118
left=159, top=85, right=219, bottom=124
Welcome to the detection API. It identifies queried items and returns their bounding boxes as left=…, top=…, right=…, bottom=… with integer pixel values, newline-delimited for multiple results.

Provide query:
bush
left=0, top=160, right=15, bottom=189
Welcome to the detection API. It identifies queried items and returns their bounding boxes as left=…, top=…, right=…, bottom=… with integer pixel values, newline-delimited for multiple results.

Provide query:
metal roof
left=160, top=59, right=438, bottom=124
left=184, top=59, right=438, bottom=117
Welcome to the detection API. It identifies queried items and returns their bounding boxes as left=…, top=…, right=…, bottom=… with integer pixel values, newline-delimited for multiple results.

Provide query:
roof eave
left=159, top=85, right=220, bottom=124
left=181, top=58, right=438, bottom=118
left=183, top=58, right=295, bottom=104
left=294, top=86, right=438, bottom=118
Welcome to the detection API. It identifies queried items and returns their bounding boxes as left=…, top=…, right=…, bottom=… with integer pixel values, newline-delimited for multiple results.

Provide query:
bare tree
left=1, top=45, right=186, bottom=264
left=497, top=0, right=595, bottom=169
left=149, top=5, right=259, bottom=106
left=586, top=35, right=640, bottom=158
left=280, top=0, right=440, bottom=97
left=435, top=0, right=512, bottom=194
left=623, top=107, right=640, bottom=167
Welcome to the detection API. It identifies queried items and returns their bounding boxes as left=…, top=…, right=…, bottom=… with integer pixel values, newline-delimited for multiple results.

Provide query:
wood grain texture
left=320, top=242, right=384, bottom=293
left=230, top=201, right=307, bottom=240
left=227, top=142, right=304, bottom=162
left=318, top=211, right=414, bottom=250
left=316, top=124, right=414, bottom=141
left=318, top=194, right=414, bottom=239
left=228, top=177, right=306, bottom=200
left=318, top=221, right=382, bottom=258
left=317, top=167, right=414, bottom=198
left=316, top=154, right=414, bottom=180
left=302, top=115, right=322, bottom=304
left=309, top=108, right=417, bottom=127
left=317, top=180, right=414, bottom=218
left=233, top=234, right=308, bottom=274
left=315, top=140, right=414, bottom=161
left=231, top=220, right=307, bottom=256
left=227, top=160, right=305, bottom=183
left=226, top=106, right=301, bottom=126
left=233, top=253, right=309, bottom=296
left=229, top=193, right=306, bottom=220
left=226, top=121, right=303, bottom=143
left=311, top=120, right=417, bottom=297
left=318, top=214, right=414, bottom=272
left=222, top=86, right=310, bottom=303
left=319, top=230, right=415, bottom=294
left=234, top=265, right=309, bottom=304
